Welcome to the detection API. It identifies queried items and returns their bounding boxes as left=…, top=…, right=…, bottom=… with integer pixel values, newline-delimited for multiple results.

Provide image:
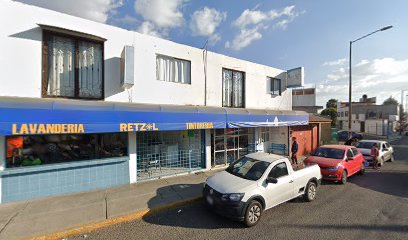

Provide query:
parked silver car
left=356, top=140, right=394, bottom=166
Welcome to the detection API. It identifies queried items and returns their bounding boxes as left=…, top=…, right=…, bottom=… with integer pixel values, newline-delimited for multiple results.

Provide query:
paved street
left=70, top=137, right=408, bottom=240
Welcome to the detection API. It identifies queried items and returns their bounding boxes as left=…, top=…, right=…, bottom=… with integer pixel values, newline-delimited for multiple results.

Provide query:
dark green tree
left=326, top=99, right=338, bottom=109
left=321, top=108, right=337, bottom=127
left=320, top=99, right=338, bottom=127
left=383, top=96, right=398, bottom=105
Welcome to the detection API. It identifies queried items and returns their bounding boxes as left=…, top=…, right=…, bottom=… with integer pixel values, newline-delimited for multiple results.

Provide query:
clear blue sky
left=18, top=0, right=408, bottom=107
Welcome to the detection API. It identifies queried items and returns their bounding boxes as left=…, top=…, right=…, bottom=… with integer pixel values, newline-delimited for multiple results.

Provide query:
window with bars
left=136, top=130, right=204, bottom=180
left=269, top=77, right=281, bottom=96
left=223, top=68, right=245, bottom=108
left=156, top=55, right=191, bottom=84
left=42, top=31, right=104, bottom=99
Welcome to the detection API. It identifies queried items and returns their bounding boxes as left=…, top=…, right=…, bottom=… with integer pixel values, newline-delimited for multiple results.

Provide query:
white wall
left=340, top=120, right=361, bottom=132
left=205, top=129, right=212, bottom=170
left=0, top=0, right=291, bottom=111
left=128, top=132, right=137, bottom=183
left=366, top=119, right=386, bottom=136
left=257, top=127, right=288, bottom=154
left=205, top=52, right=290, bottom=109
left=0, top=0, right=134, bottom=99
left=292, top=94, right=315, bottom=107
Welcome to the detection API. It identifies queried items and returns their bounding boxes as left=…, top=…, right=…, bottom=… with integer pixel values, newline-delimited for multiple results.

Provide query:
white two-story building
left=0, top=0, right=308, bottom=203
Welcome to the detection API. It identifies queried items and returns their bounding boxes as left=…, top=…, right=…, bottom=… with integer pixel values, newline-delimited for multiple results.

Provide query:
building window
left=156, top=55, right=191, bottom=84
left=341, top=112, right=344, bottom=117
left=211, top=128, right=254, bottom=166
left=304, top=89, right=315, bottom=95
left=269, top=77, right=281, bottom=96
left=223, top=68, right=245, bottom=108
left=136, top=130, right=204, bottom=180
left=345, top=111, right=349, bottom=117
left=6, top=133, right=127, bottom=168
left=43, top=31, right=104, bottom=99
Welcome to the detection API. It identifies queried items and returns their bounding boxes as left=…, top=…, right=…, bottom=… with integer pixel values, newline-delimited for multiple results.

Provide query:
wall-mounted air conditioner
left=120, top=45, right=134, bottom=89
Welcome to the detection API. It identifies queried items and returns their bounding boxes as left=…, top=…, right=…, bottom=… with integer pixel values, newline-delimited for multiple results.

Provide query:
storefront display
left=136, top=130, right=204, bottom=180
left=5, top=133, right=128, bottom=168
left=211, top=128, right=254, bottom=166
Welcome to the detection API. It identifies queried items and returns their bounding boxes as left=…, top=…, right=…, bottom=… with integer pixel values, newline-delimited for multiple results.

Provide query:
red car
left=304, top=145, right=365, bottom=184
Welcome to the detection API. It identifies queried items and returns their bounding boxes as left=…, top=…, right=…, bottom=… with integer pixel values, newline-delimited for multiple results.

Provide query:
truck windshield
left=226, top=157, right=270, bottom=181
left=311, top=147, right=345, bottom=159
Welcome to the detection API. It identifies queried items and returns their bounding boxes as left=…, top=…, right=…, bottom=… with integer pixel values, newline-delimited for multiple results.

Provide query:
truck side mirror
left=266, top=177, right=278, bottom=184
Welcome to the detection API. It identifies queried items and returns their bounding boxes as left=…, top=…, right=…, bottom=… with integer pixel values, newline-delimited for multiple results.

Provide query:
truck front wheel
left=303, top=181, right=317, bottom=202
left=244, top=200, right=262, bottom=227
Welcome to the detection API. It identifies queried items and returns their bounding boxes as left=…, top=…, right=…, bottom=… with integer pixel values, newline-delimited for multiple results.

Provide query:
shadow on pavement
left=347, top=135, right=408, bottom=198
left=349, top=169, right=408, bottom=198
left=142, top=183, right=243, bottom=229
left=278, top=223, right=408, bottom=233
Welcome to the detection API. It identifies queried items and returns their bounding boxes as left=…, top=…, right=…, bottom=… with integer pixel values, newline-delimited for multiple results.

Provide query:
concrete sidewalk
left=0, top=169, right=224, bottom=240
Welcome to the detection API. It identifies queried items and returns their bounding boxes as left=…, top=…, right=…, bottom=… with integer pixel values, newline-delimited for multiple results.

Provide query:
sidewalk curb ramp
left=28, top=196, right=203, bottom=240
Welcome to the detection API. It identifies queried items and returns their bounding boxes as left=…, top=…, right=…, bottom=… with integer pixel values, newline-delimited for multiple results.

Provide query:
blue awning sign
left=0, top=99, right=309, bottom=135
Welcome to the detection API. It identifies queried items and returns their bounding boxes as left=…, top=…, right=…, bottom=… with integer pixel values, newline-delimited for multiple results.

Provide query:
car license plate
left=206, top=195, right=214, bottom=205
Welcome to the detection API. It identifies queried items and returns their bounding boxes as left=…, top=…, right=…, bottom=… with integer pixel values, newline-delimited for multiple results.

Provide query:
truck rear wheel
left=303, top=181, right=317, bottom=202
left=244, top=200, right=262, bottom=227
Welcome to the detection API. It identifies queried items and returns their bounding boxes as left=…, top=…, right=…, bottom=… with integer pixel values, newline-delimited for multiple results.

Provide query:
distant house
left=337, top=95, right=399, bottom=135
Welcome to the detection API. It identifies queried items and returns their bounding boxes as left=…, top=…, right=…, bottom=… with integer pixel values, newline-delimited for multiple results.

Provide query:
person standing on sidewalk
left=371, top=143, right=379, bottom=170
left=291, top=137, right=298, bottom=165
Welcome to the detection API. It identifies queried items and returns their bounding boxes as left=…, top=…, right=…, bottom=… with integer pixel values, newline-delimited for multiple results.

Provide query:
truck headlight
left=221, top=193, right=245, bottom=202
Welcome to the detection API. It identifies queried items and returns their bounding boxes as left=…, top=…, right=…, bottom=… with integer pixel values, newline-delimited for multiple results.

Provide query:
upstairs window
left=269, top=77, right=281, bottom=96
left=223, top=68, right=245, bottom=108
left=156, top=55, right=191, bottom=84
left=42, top=31, right=104, bottom=99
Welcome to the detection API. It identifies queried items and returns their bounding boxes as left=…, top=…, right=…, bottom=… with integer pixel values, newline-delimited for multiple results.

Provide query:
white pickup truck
left=203, top=152, right=321, bottom=227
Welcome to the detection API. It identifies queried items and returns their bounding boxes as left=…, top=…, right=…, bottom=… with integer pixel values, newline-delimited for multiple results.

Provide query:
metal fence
left=136, top=130, right=204, bottom=181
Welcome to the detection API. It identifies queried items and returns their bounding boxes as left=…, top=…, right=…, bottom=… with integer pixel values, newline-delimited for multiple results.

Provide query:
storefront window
left=136, top=130, right=204, bottom=180
left=211, top=128, right=254, bottom=166
left=6, top=133, right=128, bottom=168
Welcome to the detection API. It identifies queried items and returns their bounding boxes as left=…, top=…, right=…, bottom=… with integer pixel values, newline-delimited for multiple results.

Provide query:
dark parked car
left=337, top=130, right=363, bottom=141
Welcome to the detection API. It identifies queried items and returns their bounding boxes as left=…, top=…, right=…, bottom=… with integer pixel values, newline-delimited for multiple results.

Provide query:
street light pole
left=348, top=25, right=393, bottom=138
left=348, top=41, right=352, bottom=137
left=401, top=89, right=408, bottom=114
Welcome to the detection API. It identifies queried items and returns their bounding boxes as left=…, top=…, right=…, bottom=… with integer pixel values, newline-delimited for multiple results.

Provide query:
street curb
left=27, top=196, right=203, bottom=240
